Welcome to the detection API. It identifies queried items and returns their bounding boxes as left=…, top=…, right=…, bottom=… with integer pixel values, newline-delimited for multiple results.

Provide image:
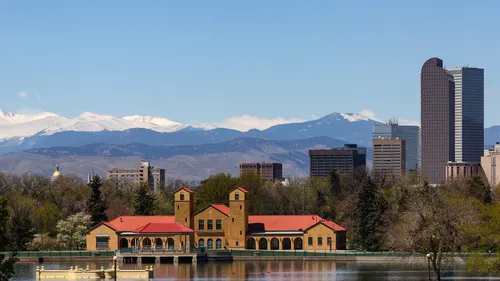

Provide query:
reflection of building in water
left=87, top=187, right=347, bottom=251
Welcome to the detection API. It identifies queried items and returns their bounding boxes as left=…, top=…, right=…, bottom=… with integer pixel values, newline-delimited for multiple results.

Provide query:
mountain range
left=1, top=108, right=500, bottom=180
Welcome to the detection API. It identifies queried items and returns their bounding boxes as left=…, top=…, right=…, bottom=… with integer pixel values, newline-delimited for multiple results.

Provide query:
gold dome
left=51, top=165, right=62, bottom=182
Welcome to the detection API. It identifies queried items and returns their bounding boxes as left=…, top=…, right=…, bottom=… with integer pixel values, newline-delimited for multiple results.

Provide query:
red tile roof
left=248, top=215, right=346, bottom=232
left=233, top=186, right=248, bottom=193
left=175, top=186, right=193, bottom=193
left=107, top=216, right=174, bottom=232
left=210, top=204, right=230, bottom=216
left=133, top=223, right=193, bottom=233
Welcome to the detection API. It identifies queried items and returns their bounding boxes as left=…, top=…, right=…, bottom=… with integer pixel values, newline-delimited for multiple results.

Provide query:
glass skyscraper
left=446, top=67, right=484, bottom=162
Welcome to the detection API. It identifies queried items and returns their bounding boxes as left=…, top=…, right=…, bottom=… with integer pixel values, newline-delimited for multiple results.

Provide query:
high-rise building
left=309, top=144, right=366, bottom=177
left=481, top=143, right=500, bottom=187
left=373, top=120, right=419, bottom=171
left=106, top=160, right=165, bottom=190
left=372, top=138, right=406, bottom=179
left=238, top=162, right=283, bottom=181
left=421, top=57, right=455, bottom=184
left=446, top=67, right=484, bottom=162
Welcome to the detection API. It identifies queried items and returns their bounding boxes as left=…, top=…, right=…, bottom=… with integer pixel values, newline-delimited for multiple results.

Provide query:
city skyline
left=1, top=1, right=500, bottom=126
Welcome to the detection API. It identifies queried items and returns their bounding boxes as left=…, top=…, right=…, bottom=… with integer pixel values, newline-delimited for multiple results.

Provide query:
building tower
left=51, top=165, right=63, bottom=182
left=174, top=187, right=194, bottom=229
left=446, top=67, right=484, bottom=162
left=228, top=187, right=248, bottom=249
left=421, top=57, right=455, bottom=184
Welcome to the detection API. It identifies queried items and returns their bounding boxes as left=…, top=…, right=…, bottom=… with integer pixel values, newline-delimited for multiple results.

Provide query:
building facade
left=447, top=67, right=484, bottom=163
left=445, top=161, right=482, bottom=182
left=309, top=144, right=366, bottom=177
left=481, top=143, right=500, bottom=187
left=106, top=160, right=165, bottom=190
left=86, top=187, right=347, bottom=251
left=421, top=57, right=456, bottom=184
left=373, top=121, right=420, bottom=171
left=239, top=162, right=283, bottom=181
left=372, top=138, right=406, bottom=179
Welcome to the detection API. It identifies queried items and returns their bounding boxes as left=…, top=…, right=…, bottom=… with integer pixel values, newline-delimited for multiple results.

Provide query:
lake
left=11, top=260, right=499, bottom=281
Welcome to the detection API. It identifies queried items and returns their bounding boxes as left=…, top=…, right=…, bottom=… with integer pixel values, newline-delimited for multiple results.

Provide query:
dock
left=117, top=248, right=206, bottom=264
left=35, top=265, right=154, bottom=280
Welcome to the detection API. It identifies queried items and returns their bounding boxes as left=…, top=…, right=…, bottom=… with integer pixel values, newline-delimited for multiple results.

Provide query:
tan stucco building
left=86, top=187, right=347, bottom=251
left=482, top=143, right=500, bottom=187
left=445, top=161, right=482, bottom=182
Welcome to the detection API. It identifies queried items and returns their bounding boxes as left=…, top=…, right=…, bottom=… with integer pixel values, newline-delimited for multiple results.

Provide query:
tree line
left=1, top=169, right=500, bottom=280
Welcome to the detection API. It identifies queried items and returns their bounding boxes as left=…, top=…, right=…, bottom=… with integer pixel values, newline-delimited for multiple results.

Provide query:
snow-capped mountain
left=0, top=109, right=218, bottom=140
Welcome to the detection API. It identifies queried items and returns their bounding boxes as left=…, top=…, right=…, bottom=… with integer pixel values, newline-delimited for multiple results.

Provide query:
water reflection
left=12, top=260, right=478, bottom=281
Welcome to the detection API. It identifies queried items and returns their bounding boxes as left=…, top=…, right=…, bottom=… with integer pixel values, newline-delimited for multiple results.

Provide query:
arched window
left=216, top=239, right=222, bottom=249
left=247, top=238, right=256, bottom=250
left=142, top=238, right=152, bottom=249
left=131, top=238, right=139, bottom=248
left=270, top=238, right=279, bottom=250
left=294, top=238, right=303, bottom=250
left=180, top=193, right=185, bottom=200
left=120, top=238, right=129, bottom=249
left=207, top=239, right=214, bottom=250
left=155, top=238, right=163, bottom=249
left=259, top=238, right=268, bottom=250
left=282, top=238, right=291, bottom=250
left=167, top=238, right=175, bottom=250
left=235, top=193, right=240, bottom=200
left=198, top=239, right=205, bottom=248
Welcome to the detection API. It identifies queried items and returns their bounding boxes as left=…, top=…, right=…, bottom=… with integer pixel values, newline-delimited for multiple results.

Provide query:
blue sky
left=1, top=0, right=499, bottom=126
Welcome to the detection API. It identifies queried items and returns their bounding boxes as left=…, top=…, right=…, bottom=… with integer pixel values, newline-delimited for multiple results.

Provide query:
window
left=240, top=205, right=242, bottom=210
left=308, top=237, right=313, bottom=246
left=198, top=239, right=205, bottom=248
left=185, top=218, right=187, bottom=223
left=236, top=241, right=239, bottom=246
left=216, top=239, right=222, bottom=249
left=216, top=220, right=222, bottom=230
left=96, top=237, right=109, bottom=249
left=198, top=220, right=205, bottom=230
left=207, top=220, right=213, bottom=230
left=240, top=230, right=242, bottom=235
left=180, top=194, right=185, bottom=200
left=232, top=218, right=234, bottom=223
left=235, top=193, right=240, bottom=200
left=318, top=237, right=323, bottom=246
left=177, top=205, right=179, bottom=210
left=207, top=239, right=213, bottom=249
left=327, top=237, right=332, bottom=246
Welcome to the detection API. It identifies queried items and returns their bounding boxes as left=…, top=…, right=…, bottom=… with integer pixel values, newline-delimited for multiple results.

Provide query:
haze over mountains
left=1, top=108, right=499, bottom=180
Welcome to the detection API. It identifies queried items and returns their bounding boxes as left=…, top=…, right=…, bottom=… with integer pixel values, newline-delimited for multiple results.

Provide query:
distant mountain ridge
left=0, top=137, right=352, bottom=181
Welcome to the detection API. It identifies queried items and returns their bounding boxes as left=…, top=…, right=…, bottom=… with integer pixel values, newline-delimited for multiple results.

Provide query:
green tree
left=465, top=176, right=492, bottom=204
left=56, top=212, right=91, bottom=250
left=34, top=203, right=60, bottom=236
left=133, top=182, right=156, bottom=215
left=354, top=176, right=386, bottom=251
left=195, top=173, right=237, bottom=209
left=329, top=170, right=341, bottom=197
left=86, top=175, right=108, bottom=226
left=0, top=196, right=17, bottom=281
left=8, top=199, right=36, bottom=251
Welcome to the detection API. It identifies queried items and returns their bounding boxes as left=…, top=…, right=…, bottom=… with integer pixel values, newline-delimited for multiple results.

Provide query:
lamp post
left=113, top=256, right=118, bottom=281
left=426, top=253, right=431, bottom=281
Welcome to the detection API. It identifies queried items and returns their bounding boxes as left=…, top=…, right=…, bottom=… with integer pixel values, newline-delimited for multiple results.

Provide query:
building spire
left=87, top=170, right=91, bottom=184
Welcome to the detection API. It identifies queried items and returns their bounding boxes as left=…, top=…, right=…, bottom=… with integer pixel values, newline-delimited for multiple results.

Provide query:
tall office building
left=239, top=162, right=283, bottom=181
left=372, top=138, right=406, bottom=179
left=309, top=144, right=366, bottom=177
left=373, top=120, right=419, bottom=171
left=446, top=67, right=484, bottom=162
left=421, top=57, right=455, bottom=184
left=106, top=160, right=165, bottom=190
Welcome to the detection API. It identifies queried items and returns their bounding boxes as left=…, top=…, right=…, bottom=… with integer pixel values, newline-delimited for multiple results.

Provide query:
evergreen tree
left=329, top=170, right=341, bottom=197
left=354, top=176, right=386, bottom=251
left=133, top=182, right=156, bottom=215
left=466, top=175, right=492, bottom=204
left=86, top=175, right=108, bottom=226
left=0, top=196, right=17, bottom=281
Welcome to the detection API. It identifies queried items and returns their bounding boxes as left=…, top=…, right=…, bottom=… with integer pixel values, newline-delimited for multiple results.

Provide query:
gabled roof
left=133, top=223, right=193, bottom=233
left=248, top=215, right=346, bottom=232
left=175, top=186, right=193, bottom=193
left=107, top=216, right=175, bottom=232
left=193, top=204, right=230, bottom=216
left=231, top=186, right=248, bottom=193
